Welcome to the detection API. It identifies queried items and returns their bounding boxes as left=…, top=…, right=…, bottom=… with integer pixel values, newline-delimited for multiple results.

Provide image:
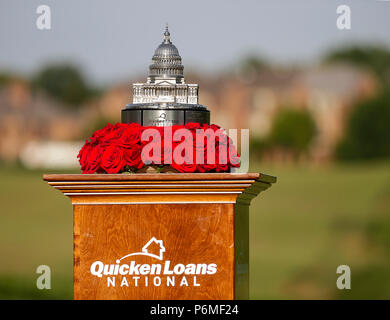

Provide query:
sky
left=0, top=0, right=389, bottom=86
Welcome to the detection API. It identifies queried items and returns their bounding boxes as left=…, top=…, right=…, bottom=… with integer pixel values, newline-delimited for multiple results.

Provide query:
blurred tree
left=236, top=55, right=269, bottom=82
left=269, top=108, right=316, bottom=155
left=249, top=136, right=269, bottom=160
left=324, top=45, right=390, bottom=86
left=240, top=55, right=268, bottom=73
left=33, top=64, right=93, bottom=107
left=0, top=72, right=13, bottom=88
left=336, top=91, right=390, bottom=160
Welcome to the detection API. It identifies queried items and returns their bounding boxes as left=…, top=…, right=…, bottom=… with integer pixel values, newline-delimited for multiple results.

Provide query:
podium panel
left=43, top=173, right=276, bottom=300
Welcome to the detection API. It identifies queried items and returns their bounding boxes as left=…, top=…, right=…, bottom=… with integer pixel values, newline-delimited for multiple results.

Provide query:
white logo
left=90, top=237, right=217, bottom=288
left=117, top=237, right=165, bottom=261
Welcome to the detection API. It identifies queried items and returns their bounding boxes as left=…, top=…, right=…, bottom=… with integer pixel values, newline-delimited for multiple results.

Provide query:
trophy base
left=121, top=103, right=210, bottom=126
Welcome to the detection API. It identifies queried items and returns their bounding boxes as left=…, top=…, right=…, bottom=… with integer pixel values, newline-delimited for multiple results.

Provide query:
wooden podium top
left=43, top=172, right=276, bottom=183
left=43, top=172, right=276, bottom=205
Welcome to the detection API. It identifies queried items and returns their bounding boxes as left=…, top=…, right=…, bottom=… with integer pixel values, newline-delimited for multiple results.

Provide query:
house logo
left=89, top=236, right=218, bottom=288
left=116, top=237, right=165, bottom=262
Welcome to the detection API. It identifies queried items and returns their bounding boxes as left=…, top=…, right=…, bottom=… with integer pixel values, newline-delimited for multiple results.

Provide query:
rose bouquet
left=77, top=122, right=240, bottom=174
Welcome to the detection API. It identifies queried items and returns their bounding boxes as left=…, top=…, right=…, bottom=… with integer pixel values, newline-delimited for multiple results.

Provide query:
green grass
left=0, top=165, right=75, bottom=299
left=0, top=162, right=389, bottom=299
left=249, top=161, right=390, bottom=299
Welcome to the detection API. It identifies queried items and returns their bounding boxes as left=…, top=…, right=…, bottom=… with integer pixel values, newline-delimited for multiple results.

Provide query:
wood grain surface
left=74, top=203, right=234, bottom=300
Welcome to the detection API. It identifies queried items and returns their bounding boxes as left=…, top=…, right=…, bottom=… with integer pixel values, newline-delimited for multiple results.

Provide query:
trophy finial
left=163, top=23, right=171, bottom=43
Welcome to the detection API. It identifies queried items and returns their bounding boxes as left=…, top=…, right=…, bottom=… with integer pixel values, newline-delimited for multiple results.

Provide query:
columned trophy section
left=43, top=173, right=276, bottom=300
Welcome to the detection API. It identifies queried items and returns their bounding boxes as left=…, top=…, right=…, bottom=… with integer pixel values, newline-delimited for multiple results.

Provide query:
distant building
left=195, top=64, right=377, bottom=161
left=0, top=79, right=85, bottom=164
left=297, top=64, right=377, bottom=160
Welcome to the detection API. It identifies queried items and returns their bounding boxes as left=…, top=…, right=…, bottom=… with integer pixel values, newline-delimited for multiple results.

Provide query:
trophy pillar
left=43, top=173, right=276, bottom=300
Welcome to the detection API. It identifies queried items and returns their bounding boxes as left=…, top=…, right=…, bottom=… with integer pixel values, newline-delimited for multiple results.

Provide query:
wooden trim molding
left=43, top=173, right=276, bottom=205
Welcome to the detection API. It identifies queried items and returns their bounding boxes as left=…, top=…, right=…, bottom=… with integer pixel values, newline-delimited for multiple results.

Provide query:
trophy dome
left=153, top=42, right=180, bottom=57
left=149, top=25, right=184, bottom=81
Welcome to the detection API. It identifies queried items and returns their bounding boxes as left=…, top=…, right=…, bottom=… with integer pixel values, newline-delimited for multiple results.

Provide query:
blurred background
left=0, top=0, right=390, bottom=299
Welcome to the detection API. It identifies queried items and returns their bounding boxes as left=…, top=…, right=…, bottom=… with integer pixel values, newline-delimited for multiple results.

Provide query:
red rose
left=202, top=147, right=217, bottom=172
left=100, top=144, right=125, bottom=173
left=100, top=123, right=126, bottom=146
left=86, top=145, right=104, bottom=173
left=123, top=144, right=143, bottom=169
left=118, top=123, right=141, bottom=147
left=78, top=140, right=92, bottom=165
left=197, top=156, right=217, bottom=172
left=216, top=164, right=229, bottom=172
left=171, top=159, right=197, bottom=173
left=78, top=141, right=102, bottom=174
left=171, top=134, right=196, bottom=173
left=91, top=123, right=114, bottom=144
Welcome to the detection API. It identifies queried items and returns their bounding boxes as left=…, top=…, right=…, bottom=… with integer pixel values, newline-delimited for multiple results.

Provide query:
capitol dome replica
left=122, top=25, right=210, bottom=126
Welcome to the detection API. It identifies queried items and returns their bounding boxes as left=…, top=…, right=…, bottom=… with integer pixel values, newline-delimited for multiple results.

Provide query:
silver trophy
left=122, top=25, right=210, bottom=126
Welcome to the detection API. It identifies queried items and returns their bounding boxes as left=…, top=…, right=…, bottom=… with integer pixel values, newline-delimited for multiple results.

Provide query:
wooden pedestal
left=43, top=173, right=276, bottom=300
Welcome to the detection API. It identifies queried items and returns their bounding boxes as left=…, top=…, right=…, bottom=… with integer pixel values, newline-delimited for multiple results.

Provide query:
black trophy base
left=121, top=103, right=210, bottom=126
